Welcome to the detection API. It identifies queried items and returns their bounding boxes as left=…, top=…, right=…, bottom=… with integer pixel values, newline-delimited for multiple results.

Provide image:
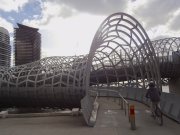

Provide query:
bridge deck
left=96, top=98, right=180, bottom=135
left=0, top=98, right=179, bottom=135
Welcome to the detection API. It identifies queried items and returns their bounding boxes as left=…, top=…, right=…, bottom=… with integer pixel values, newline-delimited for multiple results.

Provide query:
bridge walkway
left=95, top=97, right=180, bottom=135
left=0, top=97, right=179, bottom=135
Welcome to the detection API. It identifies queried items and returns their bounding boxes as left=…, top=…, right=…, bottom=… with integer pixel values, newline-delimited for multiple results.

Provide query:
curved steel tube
left=0, top=56, right=87, bottom=108
left=2, top=13, right=178, bottom=108
left=152, top=37, right=180, bottom=80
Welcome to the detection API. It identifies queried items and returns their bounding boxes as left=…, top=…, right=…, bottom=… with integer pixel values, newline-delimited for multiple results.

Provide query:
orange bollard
left=129, top=105, right=136, bottom=130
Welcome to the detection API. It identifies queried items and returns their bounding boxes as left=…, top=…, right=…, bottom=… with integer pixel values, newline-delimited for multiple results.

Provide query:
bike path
left=95, top=97, right=180, bottom=135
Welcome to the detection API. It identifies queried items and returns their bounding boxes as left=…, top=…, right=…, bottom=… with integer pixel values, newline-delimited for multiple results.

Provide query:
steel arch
left=87, top=12, right=161, bottom=89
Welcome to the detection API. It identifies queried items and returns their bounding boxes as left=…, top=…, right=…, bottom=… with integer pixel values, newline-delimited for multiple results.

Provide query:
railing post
left=129, top=105, right=136, bottom=130
left=128, top=104, right=130, bottom=122
left=121, top=98, right=124, bottom=109
left=124, top=102, right=126, bottom=115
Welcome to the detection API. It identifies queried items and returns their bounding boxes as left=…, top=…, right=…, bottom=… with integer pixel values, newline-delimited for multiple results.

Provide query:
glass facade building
left=14, top=23, right=41, bottom=66
left=0, top=27, right=11, bottom=67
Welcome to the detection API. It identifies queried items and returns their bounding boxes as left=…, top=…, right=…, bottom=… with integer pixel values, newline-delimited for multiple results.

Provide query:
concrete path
left=96, top=97, right=180, bottom=135
left=0, top=97, right=179, bottom=135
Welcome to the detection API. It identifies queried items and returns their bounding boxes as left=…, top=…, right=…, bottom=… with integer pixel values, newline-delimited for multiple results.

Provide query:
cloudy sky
left=0, top=0, right=180, bottom=58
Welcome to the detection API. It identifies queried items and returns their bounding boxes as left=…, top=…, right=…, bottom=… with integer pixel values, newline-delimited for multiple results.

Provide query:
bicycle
left=152, top=104, right=163, bottom=126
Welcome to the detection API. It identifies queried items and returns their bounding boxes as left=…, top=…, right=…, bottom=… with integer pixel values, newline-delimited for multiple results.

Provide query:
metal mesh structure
left=152, top=37, right=180, bottom=84
left=0, top=56, right=87, bottom=108
left=1, top=12, right=175, bottom=108
left=88, top=13, right=161, bottom=89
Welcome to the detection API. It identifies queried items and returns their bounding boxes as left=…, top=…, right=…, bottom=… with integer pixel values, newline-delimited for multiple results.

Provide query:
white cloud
left=0, top=17, right=13, bottom=34
left=131, top=0, right=180, bottom=29
left=23, top=1, right=105, bottom=56
left=168, top=10, right=180, bottom=31
left=126, top=0, right=180, bottom=40
left=23, top=1, right=76, bottom=26
left=47, top=0, right=128, bottom=15
left=22, top=0, right=128, bottom=57
left=147, top=25, right=169, bottom=40
left=22, top=0, right=180, bottom=57
left=0, top=0, right=29, bottom=12
left=41, top=14, right=105, bottom=56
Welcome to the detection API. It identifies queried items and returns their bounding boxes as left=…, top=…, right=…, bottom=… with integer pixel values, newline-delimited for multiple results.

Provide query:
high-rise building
left=14, top=23, right=41, bottom=66
left=0, top=27, right=11, bottom=67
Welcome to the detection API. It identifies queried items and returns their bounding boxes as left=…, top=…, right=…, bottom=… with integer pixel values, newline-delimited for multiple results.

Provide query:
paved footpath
left=0, top=97, right=179, bottom=135
left=96, top=98, right=180, bottom=135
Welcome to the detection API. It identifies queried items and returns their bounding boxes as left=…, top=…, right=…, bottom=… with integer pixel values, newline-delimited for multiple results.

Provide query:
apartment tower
left=0, top=27, right=11, bottom=67
left=14, top=23, right=41, bottom=66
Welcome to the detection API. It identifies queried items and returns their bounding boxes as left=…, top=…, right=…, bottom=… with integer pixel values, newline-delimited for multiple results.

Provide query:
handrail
left=89, top=88, right=130, bottom=122
left=118, top=92, right=129, bottom=119
left=88, top=89, right=99, bottom=102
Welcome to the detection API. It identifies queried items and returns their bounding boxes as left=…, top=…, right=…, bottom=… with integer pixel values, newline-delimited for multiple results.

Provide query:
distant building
left=0, top=27, right=11, bottom=67
left=14, top=23, right=41, bottom=66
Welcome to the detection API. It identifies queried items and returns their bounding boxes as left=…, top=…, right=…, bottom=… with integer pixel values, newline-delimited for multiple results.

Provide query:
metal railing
left=88, top=90, right=99, bottom=102
left=89, top=88, right=130, bottom=122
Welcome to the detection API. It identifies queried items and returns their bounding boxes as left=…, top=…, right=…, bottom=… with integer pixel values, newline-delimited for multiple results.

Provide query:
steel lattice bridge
left=0, top=13, right=180, bottom=119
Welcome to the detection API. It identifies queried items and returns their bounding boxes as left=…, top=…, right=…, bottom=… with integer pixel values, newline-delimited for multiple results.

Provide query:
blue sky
left=0, top=0, right=42, bottom=26
left=0, top=0, right=180, bottom=59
